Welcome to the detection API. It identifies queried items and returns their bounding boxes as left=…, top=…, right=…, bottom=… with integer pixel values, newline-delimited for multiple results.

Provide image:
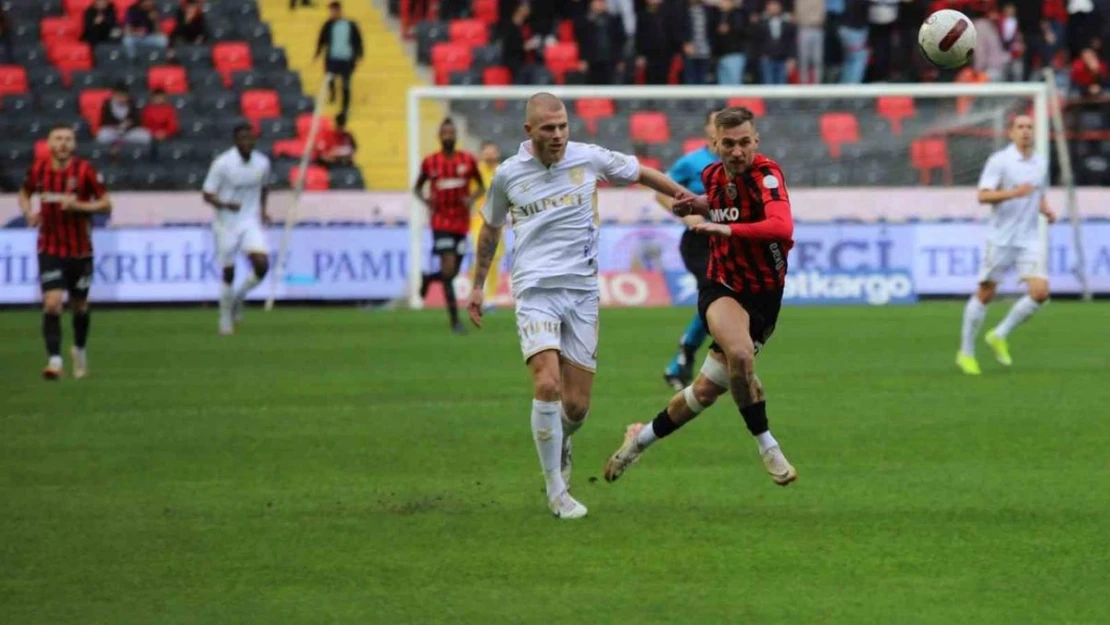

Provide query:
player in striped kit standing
left=414, top=118, right=485, bottom=333
left=604, top=106, right=798, bottom=486
left=17, top=125, right=112, bottom=380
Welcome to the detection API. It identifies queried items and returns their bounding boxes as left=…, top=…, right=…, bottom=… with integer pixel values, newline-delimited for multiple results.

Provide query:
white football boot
left=549, top=490, right=588, bottom=519
left=603, top=423, right=645, bottom=483
left=761, top=445, right=798, bottom=486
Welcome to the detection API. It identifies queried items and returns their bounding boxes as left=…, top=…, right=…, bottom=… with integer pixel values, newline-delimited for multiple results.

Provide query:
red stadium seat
left=34, top=139, right=51, bottom=161
left=472, top=0, right=498, bottom=24
left=148, top=65, right=188, bottom=94
left=0, top=65, right=29, bottom=97
left=557, top=19, right=575, bottom=43
left=41, top=16, right=81, bottom=45
left=482, top=66, right=512, bottom=85
left=160, top=17, right=176, bottom=37
left=295, top=113, right=335, bottom=139
left=575, top=98, right=614, bottom=135
left=911, top=137, right=952, bottom=185
left=241, top=89, right=281, bottom=124
left=48, top=41, right=93, bottom=84
left=726, top=97, right=766, bottom=117
left=819, top=112, right=860, bottom=158
left=273, top=138, right=308, bottom=159
left=629, top=111, right=670, bottom=144
left=682, top=137, right=704, bottom=154
left=877, top=96, right=915, bottom=135
left=431, top=42, right=472, bottom=85
left=212, top=42, right=252, bottom=86
left=80, top=88, right=113, bottom=132
left=449, top=19, right=488, bottom=46
left=637, top=155, right=662, bottom=171
left=544, top=42, right=579, bottom=84
left=290, top=165, right=330, bottom=190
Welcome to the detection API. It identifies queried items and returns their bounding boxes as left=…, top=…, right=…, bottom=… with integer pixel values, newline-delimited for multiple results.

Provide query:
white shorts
left=214, top=221, right=269, bottom=268
left=515, top=287, right=599, bottom=372
left=978, top=243, right=1046, bottom=283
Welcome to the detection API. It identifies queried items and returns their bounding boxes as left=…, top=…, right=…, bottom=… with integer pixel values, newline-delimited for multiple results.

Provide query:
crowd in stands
left=403, top=0, right=1110, bottom=93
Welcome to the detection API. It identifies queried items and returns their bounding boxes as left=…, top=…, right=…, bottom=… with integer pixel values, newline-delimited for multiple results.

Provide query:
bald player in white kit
left=467, top=92, right=697, bottom=519
left=957, top=115, right=1057, bottom=375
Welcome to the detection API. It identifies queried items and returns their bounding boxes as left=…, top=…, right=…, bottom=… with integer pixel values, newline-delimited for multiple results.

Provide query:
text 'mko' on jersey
left=422, top=150, right=481, bottom=235
left=701, top=154, right=794, bottom=294
left=22, top=158, right=106, bottom=258
left=482, top=141, right=641, bottom=297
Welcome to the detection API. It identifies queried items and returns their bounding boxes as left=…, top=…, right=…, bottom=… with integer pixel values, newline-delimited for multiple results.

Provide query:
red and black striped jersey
left=420, top=150, right=481, bottom=235
left=700, top=154, right=794, bottom=294
left=21, top=157, right=106, bottom=258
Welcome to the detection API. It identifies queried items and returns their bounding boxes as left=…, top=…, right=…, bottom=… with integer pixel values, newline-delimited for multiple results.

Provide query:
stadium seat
left=273, top=137, right=307, bottom=159
left=48, top=41, right=93, bottom=83
left=295, top=113, right=334, bottom=139
left=79, top=88, right=113, bottom=132
left=290, top=164, right=329, bottom=190
left=212, top=42, right=253, bottom=86
left=431, top=42, right=472, bottom=85
left=230, top=70, right=266, bottom=92
left=544, top=42, right=579, bottom=83
left=682, top=137, right=704, bottom=154
left=265, top=72, right=302, bottom=95
left=557, top=19, right=575, bottom=43
left=176, top=44, right=213, bottom=68
left=148, top=65, right=188, bottom=94
left=726, top=97, right=766, bottom=117
left=629, top=111, right=671, bottom=144
left=415, top=20, right=449, bottom=65
left=258, top=117, right=295, bottom=140
left=637, top=155, right=662, bottom=171
left=1, top=93, right=34, bottom=114
left=199, top=91, right=237, bottom=113
left=329, top=167, right=365, bottom=189
left=40, top=90, right=76, bottom=114
left=40, top=16, right=81, bottom=46
left=482, top=66, right=512, bottom=86
left=819, top=112, right=860, bottom=158
left=472, top=45, right=502, bottom=69
left=449, top=19, right=488, bottom=46
left=0, top=65, right=29, bottom=97
left=254, top=46, right=289, bottom=71
left=575, top=98, right=614, bottom=135
left=34, top=139, right=51, bottom=161
left=911, top=137, right=952, bottom=185
left=449, top=70, right=481, bottom=85
left=64, top=0, right=95, bottom=18
left=472, top=0, right=498, bottom=24
left=876, top=96, right=915, bottom=135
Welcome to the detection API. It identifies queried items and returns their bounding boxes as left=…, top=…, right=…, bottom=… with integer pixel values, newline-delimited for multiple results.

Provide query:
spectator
left=837, top=0, right=869, bottom=83
left=1066, top=0, right=1102, bottom=57
left=1014, top=0, right=1043, bottom=78
left=754, top=0, right=796, bottom=84
left=635, top=0, right=675, bottom=85
left=97, top=84, right=152, bottom=146
left=319, top=114, right=358, bottom=168
left=1043, top=0, right=1067, bottom=66
left=290, top=0, right=314, bottom=8
left=0, top=6, right=12, bottom=64
left=973, top=9, right=1015, bottom=81
left=866, top=0, right=899, bottom=82
left=1071, top=47, right=1108, bottom=96
left=796, top=0, right=826, bottom=83
left=495, top=3, right=534, bottom=81
left=575, top=0, right=627, bottom=84
left=713, top=0, right=753, bottom=84
left=315, top=1, right=364, bottom=119
left=123, top=0, right=168, bottom=59
left=440, top=0, right=469, bottom=20
left=173, top=0, right=208, bottom=45
left=83, top=0, right=120, bottom=47
left=678, top=0, right=715, bottom=85
left=998, top=3, right=1025, bottom=75
left=141, top=88, right=180, bottom=141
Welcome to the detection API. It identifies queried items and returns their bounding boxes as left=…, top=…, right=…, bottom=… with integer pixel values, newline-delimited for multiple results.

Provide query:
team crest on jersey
left=457, top=163, right=467, bottom=175
left=726, top=183, right=738, bottom=199
left=569, top=166, right=584, bottom=185
left=763, top=175, right=780, bottom=189
left=67, top=177, right=78, bottom=191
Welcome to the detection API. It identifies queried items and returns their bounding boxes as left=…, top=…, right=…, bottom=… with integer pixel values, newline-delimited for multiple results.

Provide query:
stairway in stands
left=257, top=0, right=440, bottom=190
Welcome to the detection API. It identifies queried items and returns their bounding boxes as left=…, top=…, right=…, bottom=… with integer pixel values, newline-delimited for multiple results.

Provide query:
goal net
left=407, top=83, right=1091, bottom=306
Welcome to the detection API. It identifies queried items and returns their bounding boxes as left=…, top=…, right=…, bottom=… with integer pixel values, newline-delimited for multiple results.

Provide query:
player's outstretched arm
left=467, top=220, right=502, bottom=328
left=63, top=193, right=112, bottom=213
left=17, top=187, right=40, bottom=227
left=638, top=166, right=695, bottom=206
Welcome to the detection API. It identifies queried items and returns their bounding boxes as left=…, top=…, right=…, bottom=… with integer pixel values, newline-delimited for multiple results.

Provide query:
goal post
left=406, top=82, right=1084, bottom=308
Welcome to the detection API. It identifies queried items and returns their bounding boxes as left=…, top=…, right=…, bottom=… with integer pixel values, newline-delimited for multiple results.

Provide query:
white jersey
left=482, top=140, right=641, bottom=296
left=202, top=148, right=271, bottom=226
left=977, top=143, right=1047, bottom=248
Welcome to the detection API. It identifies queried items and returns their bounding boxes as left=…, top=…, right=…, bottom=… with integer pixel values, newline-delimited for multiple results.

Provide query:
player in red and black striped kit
left=604, top=106, right=798, bottom=486
left=17, top=125, right=112, bottom=380
left=413, top=118, right=484, bottom=333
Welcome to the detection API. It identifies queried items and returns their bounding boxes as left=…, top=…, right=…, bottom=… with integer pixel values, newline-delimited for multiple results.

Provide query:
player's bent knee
left=689, top=379, right=721, bottom=411
left=562, top=399, right=589, bottom=422
left=723, top=344, right=755, bottom=371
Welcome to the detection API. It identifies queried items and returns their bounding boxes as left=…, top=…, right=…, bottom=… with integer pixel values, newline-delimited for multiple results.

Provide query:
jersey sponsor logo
left=435, top=178, right=469, bottom=190
left=456, top=163, right=468, bottom=175
left=40, top=269, right=62, bottom=283
left=708, top=206, right=740, bottom=222
left=510, top=192, right=589, bottom=221
left=39, top=192, right=71, bottom=202
left=784, top=269, right=916, bottom=305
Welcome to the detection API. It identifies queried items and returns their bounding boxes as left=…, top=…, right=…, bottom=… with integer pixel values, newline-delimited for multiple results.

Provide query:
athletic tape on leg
left=683, top=386, right=705, bottom=414
left=700, top=354, right=730, bottom=388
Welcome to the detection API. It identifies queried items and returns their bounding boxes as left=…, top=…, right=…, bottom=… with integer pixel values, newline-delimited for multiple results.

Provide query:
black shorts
left=432, top=231, right=467, bottom=256
left=679, top=229, right=710, bottom=287
left=39, top=254, right=93, bottom=298
left=697, top=281, right=783, bottom=355
left=325, top=58, right=355, bottom=78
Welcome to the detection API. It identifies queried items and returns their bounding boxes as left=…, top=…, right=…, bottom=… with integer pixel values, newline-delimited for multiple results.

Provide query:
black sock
left=420, top=272, right=441, bottom=298
left=650, top=408, right=684, bottom=439
left=740, top=401, right=769, bottom=436
left=443, top=281, right=459, bottom=325
left=73, top=311, right=90, bottom=349
left=42, top=312, right=61, bottom=357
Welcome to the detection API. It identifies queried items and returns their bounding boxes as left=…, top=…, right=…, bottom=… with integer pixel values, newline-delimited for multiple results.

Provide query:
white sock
left=993, top=295, right=1041, bottom=338
left=635, top=423, right=659, bottom=449
left=219, top=283, right=234, bottom=316
left=531, top=399, right=566, bottom=500
left=561, top=407, right=586, bottom=437
left=235, top=272, right=263, bottom=301
left=755, top=431, right=778, bottom=454
left=48, top=355, right=63, bottom=367
left=960, top=296, right=987, bottom=355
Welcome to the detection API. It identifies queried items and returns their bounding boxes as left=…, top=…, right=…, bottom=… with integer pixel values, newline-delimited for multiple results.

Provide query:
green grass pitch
left=1, top=302, right=1108, bottom=624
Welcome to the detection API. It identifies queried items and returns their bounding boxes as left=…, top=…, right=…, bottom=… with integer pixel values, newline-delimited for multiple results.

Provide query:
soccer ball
left=918, top=9, right=977, bottom=69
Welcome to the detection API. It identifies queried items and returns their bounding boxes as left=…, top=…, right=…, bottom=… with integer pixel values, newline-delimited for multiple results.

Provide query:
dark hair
left=113, top=82, right=129, bottom=93
left=336, top=112, right=348, bottom=128
left=233, top=122, right=254, bottom=137
left=151, top=87, right=166, bottom=95
left=329, top=1, right=341, bottom=8
left=715, top=106, right=756, bottom=130
left=480, top=139, right=497, bottom=149
left=48, top=123, right=75, bottom=136
left=440, top=117, right=455, bottom=128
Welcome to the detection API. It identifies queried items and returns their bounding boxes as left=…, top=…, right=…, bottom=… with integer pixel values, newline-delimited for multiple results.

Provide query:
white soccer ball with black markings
left=918, top=9, right=977, bottom=69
